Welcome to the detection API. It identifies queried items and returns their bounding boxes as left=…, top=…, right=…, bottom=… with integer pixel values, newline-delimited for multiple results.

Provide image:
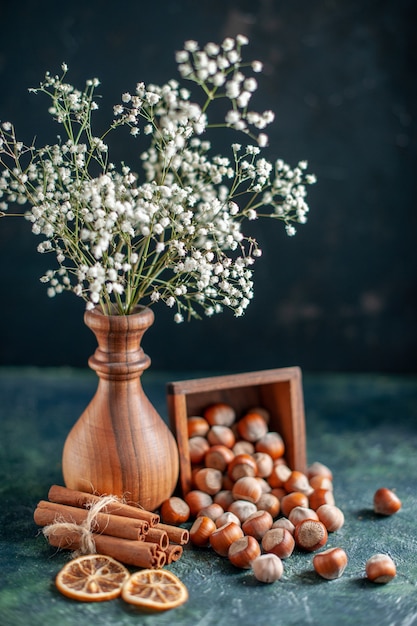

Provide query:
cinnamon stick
left=143, top=527, right=169, bottom=550
left=156, top=523, right=190, bottom=545
left=34, top=501, right=148, bottom=541
left=165, top=544, right=183, bottom=563
left=48, top=485, right=160, bottom=526
left=45, top=526, right=166, bottom=569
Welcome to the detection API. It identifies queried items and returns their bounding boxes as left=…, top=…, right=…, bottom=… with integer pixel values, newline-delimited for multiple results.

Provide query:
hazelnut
left=280, top=492, right=309, bottom=517
left=194, top=467, right=223, bottom=495
left=309, top=475, right=333, bottom=491
left=255, top=431, right=285, bottom=459
left=237, top=411, right=268, bottom=442
left=252, top=452, right=274, bottom=478
left=373, top=488, right=402, bottom=516
left=210, top=521, right=244, bottom=557
left=267, top=464, right=292, bottom=489
left=284, top=470, right=313, bottom=496
left=365, top=554, right=396, bottom=583
left=256, top=493, right=280, bottom=518
left=227, top=454, right=257, bottom=481
left=187, top=415, right=210, bottom=438
left=189, top=515, right=216, bottom=547
left=307, top=461, right=333, bottom=481
left=160, top=496, right=190, bottom=525
left=215, top=511, right=241, bottom=528
left=207, top=425, right=235, bottom=449
left=204, top=444, right=235, bottom=472
left=228, top=499, right=258, bottom=523
left=228, top=535, right=261, bottom=569
left=188, top=436, right=210, bottom=465
left=204, top=402, right=236, bottom=427
left=184, top=490, right=213, bottom=517
left=316, top=504, right=345, bottom=532
left=242, top=510, right=273, bottom=540
left=272, top=517, right=295, bottom=535
left=232, top=476, right=263, bottom=504
left=294, top=519, right=328, bottom=552
left=254, top=476, right=272, bottom=494
left=252, top=553, right=284, bottom=583
left=313, top=547, right=348, bottom=580
left=309, top=488, right=335, bottom=510
left=289, top=506, right=319, bottom=526
left=262, top=527, right=295, bottom=559
left=196, top=503, right=224, bottom=522
left=247, top=406, right=270, bottom=423
left=213, top=489, right=235, bottom=511
left=232, top=440, right=255, bottom=456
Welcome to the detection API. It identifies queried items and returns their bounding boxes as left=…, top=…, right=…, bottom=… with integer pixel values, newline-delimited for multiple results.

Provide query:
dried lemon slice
left=122, top=568, right=188, bottom=611
left=55, top=554, right=130, bottom=602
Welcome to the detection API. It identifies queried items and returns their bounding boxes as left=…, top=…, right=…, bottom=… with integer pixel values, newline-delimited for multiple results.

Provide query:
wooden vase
left=62, top=305, right=179, bottom=511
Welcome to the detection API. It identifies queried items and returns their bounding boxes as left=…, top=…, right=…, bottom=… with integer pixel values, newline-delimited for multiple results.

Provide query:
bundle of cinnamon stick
left=34, top=485, right=189, bottom=569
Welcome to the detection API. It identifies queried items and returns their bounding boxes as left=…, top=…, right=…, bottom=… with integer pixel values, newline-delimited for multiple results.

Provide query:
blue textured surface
left=0, top=368, right=416, bottom=625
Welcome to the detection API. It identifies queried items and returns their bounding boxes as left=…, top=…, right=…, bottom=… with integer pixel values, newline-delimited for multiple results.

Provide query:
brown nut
left=272, top=517, right=295, bottom=535
left=187, top=415, right=210, bottom=438
left=228, top=499, right=258, bottom=523
left=228, top=535, right=261, bottom=569
left=194, top=467, right=223, bottom=495
left=256, top=493, right=280, bottom=518
left=373, top=488, right=402, bottom=516
left=313, top=547, right=348, bottom=579
left=267, top=464, right=292, bottom=489
left=294, top=519, right=328, bottom=552
left=232, top=476, right=263, bottom=504
left=189, top=515, right=217, bottom=547
left=232, top=440, right=255, bottom=456
left=196, top=503, right=224, bottom=522
left=204, top=445, right=235, bottom=472
left=227, top=454, right=257, bottom=481
left=215, top=511, right=241, bottom=528
left=309, top=488, right=335, bottom=511
left=242, top=510, right=273, bottom=540
left=255, top=432, right=285, bottom=460
left=253, top=452, right=274, bottom=478
left=188, top=436, right=210, bottom=465
left=365, top=554, right=396, bottom=583
left=204, top=402, right=236, bottom=427
left=284, top=471, right=313, bottom=496
left=289, top=506, right=319, bottom=526
left=316, top=504, right=345, bottom=532
left=207, top=425, right=236, bottom=449
left=209, top=521, right=244, bottom=557
left=213, top=489, right=235, bottom=511
left=262, top=527, right=295, bottom=559
left=160, top=496, right=190, bottom=525
left=307, top=461, right=333, bottom=481
left=280, top=492, right=309, bottom=517
left=309, top=475, right=333, bottom=491
left=252, top=553, right=284, bottom=583
left=184, top=490, right=213, bottom=517
left=236, top=412, right=268, bottom=442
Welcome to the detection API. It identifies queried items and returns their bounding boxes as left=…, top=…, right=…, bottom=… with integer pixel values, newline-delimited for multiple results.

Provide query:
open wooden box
left=166, top=366, right=307, bottom=497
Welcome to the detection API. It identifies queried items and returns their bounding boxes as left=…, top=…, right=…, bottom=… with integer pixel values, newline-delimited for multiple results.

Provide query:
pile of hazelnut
left=160, top=403, right=401, bottom=584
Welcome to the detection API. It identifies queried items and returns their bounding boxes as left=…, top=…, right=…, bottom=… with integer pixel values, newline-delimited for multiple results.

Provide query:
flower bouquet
left=0, top=35, right=315, bottom=322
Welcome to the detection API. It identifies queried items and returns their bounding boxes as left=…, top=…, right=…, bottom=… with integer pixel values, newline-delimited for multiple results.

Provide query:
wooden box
left=167, top=366, right=307, bottom=497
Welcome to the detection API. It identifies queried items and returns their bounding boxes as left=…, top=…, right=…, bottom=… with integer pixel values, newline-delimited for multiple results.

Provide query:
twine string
left=42, top=494, right=121, bottom=557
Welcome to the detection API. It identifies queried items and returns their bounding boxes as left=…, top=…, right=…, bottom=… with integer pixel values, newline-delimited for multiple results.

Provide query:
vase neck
left=84, top=306, right=154, bottom=380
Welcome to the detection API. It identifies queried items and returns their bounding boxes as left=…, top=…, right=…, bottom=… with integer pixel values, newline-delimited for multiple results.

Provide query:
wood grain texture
left=167, top=367, right=307, bottom=496
left=62, top=306, right=179, bottom=511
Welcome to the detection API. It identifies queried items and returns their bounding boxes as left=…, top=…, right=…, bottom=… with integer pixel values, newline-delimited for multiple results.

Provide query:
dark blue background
left=0, top=0, right=415, bottom=373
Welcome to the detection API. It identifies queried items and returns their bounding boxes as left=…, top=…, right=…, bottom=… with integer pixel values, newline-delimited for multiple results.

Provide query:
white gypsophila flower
left=0, top=36, right=315, bottom=320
